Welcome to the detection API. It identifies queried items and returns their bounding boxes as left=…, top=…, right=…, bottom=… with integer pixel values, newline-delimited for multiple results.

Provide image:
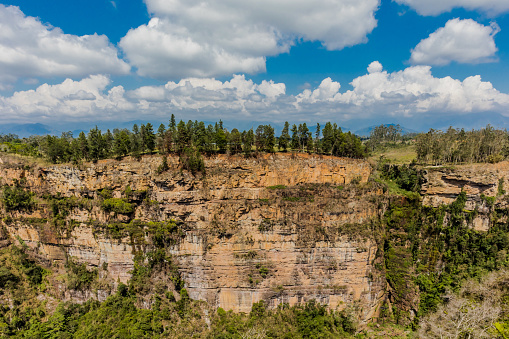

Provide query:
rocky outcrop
left=0, top=153, right=384, bottom=320
left=421, top=162, right=509, bottom=231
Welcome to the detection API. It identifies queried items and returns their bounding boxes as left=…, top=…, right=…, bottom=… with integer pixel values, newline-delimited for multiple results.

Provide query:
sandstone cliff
left=421, top=162, right=509, bottom=231
left=0, top=153, right=385, bottom=321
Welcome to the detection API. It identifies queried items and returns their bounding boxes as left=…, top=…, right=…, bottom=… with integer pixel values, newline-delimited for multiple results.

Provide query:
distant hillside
left=0, top=123, right=58, bottom=138
left=354, top=124, right=418, bottom=137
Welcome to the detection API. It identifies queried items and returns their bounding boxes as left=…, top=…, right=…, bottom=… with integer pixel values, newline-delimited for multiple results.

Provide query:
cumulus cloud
left=0, top=75, right=134, bottom=123
left=410, top=19, right=500, bottom=66
left=0, top=5, right=130, bottom=87
left=120, top=0, right=379, bottom=79
left=394, top=0, right=509, bottom=16
left=128, top=74, right=287, bottom=118
left=331, top=62, right=509, bottom=115
left=1, top=64, right=509, bottom=125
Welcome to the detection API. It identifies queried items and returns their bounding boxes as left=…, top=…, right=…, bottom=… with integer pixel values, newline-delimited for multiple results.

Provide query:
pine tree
left=78, top=131, right=89, bottom=160
left=104, top=129, right=114, bottom=158
left=88, top=126, right=104, bottom=162
left=229, top=128, right=242, bottom=154
left=143, top=123, right=156, bottom=153
left=113, top=129, right=131, bottom=159
left=322, top=122, right=334, bottom=154
left=242, top=128, right=254, bottom=156
left=255, top=125, right=265, bottom=152
left=279, top=121, right=290, bottom=152
left=176, top=120, right=189, bottom=153
left=264, top=125, right=275, bottom=153
left=315, top=123, right=321, bottom=153
left=290, top=124, right=299, bottom=151
left=157, top=124, right=166, bottom=154
left=215, top=126, right=227, bottom=154
left=298, top=123, right=309, bottom=151
left=194, top=122, right=208, bottom=153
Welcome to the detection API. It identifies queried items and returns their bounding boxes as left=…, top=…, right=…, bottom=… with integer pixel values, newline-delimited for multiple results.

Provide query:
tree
left=42, top=135, right=70, bottom=164
left=229, top=128, right=242, bottom=154
left=77, top=131, right=89, bottom=160
left=143, top=123, right=156, bottom=153
left=291, top=124, right=299, bottom=151
left=194, top=122, right=209, bottom=153
left=103, top=129, right=114, bottom=158
left=279, top=122, right=290, bottom=152
left=176, top=120, right=190, bottom=153
left=113, top=129, right=131, bottom=159
left=131, top=124, right=142, bottom=159
left=298, top=123, right=309, bottom=151
left=156, top=124, right=167, bottom=154
left=264, top=125, right=276, bottom=153
left=255, top=125, right=266, bottom=152
left=322, top=122, right=334, bottom=154
left=418, top=271, right=505, bottom=339
left=215, top=123, right=227, bottom=153
left=315, top=123, right=321, bottom=153
left=88, top=126, right=104, bottom=162
left=306, top=132, right=314, bottom=153
left=242, top=129, right=254, bottom=156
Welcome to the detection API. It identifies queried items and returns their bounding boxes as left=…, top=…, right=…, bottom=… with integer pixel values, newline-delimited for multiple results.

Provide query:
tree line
left=415, top=125, right=509, bottom=164
left=0, top=115, right=367, bottom=164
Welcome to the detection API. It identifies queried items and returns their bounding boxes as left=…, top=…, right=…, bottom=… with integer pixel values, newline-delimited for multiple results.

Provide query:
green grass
left=370, top=144, right=417, bottom=164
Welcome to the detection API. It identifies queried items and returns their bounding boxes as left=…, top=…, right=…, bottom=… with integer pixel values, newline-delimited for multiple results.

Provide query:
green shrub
left=66, top=259, right=98, bottom=290
left=179, top=147, right=205, bottom=174
left=1, top=185, right=33, bottom=212
left=98, top=188, right=113, bottom=200
left=266, top=185, right=286, bottom=190
left=0, top=267, right=18, bottom=288
left=101, top=198, right=133, bottom=214
left=156, top=156, right=169, bottom=174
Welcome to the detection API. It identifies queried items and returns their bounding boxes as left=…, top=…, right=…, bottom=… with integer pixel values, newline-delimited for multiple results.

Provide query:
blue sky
left=0, top=0, right=508, bottom=132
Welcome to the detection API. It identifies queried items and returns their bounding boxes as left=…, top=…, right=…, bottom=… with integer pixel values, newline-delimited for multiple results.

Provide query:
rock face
left=4, top=154, right=508, bottom=320
left=0, top=153, right=384, bottom=320
left=421, top=162, right=509, bottom=231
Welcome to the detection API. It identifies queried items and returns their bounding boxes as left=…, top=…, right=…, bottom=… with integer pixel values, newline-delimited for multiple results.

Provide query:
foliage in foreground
left=12, top=287, right=357, bottom=338
left=418, top=270, right=509, bottom=338
left=381, top=175, right=509, bottom=327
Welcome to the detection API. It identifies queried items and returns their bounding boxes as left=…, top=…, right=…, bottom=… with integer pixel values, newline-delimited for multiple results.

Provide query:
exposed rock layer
left=0, top=154, right=383, bottom=320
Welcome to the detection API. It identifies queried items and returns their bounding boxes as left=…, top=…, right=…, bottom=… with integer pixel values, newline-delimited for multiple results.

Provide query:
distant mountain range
left=0, top=123, right=59, bottom=138
left=2, top=113, right=509, bottom=138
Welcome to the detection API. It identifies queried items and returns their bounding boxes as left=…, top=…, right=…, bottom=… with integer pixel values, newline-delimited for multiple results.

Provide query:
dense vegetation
left=0, top=115, right=367, bottom=168
left=415, top=125, right=509, bottom=164
left=376, top=164, right=509, bottom=335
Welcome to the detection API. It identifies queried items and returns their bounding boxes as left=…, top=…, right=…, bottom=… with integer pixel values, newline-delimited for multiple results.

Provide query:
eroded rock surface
left=0, top=153, right=384, bottom=320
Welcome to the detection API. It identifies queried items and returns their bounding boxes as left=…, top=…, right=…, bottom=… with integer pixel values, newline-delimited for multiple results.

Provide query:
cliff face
left=0, top=153, right=384, bottom=320
left=421, top=162, right=509, bottom=231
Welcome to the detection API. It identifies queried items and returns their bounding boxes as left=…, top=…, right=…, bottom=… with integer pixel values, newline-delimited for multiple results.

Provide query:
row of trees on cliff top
left=415, top=125, right=509, bottom=164
left=0, top=115, right=366, bottom=164
left=366, top=123, right=509, bottom=165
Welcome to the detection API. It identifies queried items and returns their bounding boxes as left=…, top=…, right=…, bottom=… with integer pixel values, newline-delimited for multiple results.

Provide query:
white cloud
left=120, top=0, right=379, bottom=79
left=1, top=64, right=508, bottom=125
left=0, top=5, right=130, bottom=87
left=0, top=75, right=134, bottom=123
left=331, top=62, right=509, bottom=115
left=410, top=19, right=500, bottom=66
left=296, top=78, right=342, bottom=104
left=367, top=61, right=384, bottom=74
left=129, top=74, right=287, bottom=117
left=394, top=0, right=509, bottom=16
